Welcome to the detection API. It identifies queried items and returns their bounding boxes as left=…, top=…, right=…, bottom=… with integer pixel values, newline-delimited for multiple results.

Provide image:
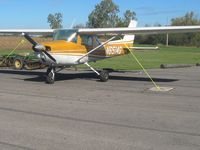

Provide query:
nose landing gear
left=46, top=67, right=55, bottom=84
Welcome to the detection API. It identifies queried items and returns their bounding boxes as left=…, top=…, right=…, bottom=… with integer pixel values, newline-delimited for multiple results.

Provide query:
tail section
left=123, top=20, right=137, bottom=43
left=109, top=20, right=137, bottom=45
left=105, top=20, right=138, bottom=57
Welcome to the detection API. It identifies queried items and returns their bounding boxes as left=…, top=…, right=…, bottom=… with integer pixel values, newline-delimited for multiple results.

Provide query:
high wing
left=78, top=26, right=200, bottom=35
left=0, top=24, right=200, bottom=36
left=0, top=29, right=54, bottom=35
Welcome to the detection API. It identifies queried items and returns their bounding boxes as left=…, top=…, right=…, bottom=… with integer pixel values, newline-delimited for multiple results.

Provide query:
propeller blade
left=34, top=44, right=45, bottom=51
left=42, top=50, right=56, bottom=63
left=22, top=33, right=38, bottom=46
left=22, top=33, right=56, bottom=63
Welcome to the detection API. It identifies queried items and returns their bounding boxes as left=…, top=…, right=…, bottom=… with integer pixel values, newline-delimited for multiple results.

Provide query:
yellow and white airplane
left=0, top=20, right=200, bottom=84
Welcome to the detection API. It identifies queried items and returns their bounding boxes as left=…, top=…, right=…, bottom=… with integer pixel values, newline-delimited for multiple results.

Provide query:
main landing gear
left=46, top=67, right=55, bottom=84
left=99, top=70, right=109, bottom=82
left=85, top=62, right=109, bottom=82
left=45, top=64, right=110, bottom=84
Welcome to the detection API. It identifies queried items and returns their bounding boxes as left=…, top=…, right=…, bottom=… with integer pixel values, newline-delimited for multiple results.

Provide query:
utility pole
left=166, top=33, right=169, bottom=46
left=166, top=17, right=169, bottom=46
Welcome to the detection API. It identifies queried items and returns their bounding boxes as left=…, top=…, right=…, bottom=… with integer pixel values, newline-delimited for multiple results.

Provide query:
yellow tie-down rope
left=123, top=42, right=161, bottom=91
left=0, top=39, right=26, bottom=66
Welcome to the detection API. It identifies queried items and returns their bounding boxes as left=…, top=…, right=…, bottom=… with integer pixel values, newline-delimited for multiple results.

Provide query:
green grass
left=0, top=49, right=32, bottom=55
left=1, top=45, right=200, bottom=70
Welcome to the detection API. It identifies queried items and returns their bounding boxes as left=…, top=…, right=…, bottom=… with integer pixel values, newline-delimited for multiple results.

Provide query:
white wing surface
left=0, top=24, right=200, bottom=36
left=78, top=26, right=200, bottom=35
left=0, top=29, right=54, bottom=35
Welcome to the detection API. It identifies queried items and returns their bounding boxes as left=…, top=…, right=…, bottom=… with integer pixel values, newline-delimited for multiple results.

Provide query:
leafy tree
left=115, top=10, right=136, bottom=27
left=119, top=10, right=137, bottom=27
left=73, top=24, right=85, bottom=29
left=136, top=24, right=165, bottom=45
left=87, top=0, right=136, bottom=28
left=136, top=12, right=200, bottom=46
left=47, top=13, right=63, bottom=29
left=171, top=12, right=200, bottom=26
left=170, top=11, right=200, bottom=46
left=87, top=0, right=119, bottom=28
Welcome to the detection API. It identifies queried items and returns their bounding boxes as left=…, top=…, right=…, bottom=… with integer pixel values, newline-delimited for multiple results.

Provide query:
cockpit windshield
left=53, top=29, right=78, bottom=43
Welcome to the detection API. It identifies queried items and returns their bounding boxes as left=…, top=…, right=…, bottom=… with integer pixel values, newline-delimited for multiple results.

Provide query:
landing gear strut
left=85, top=62, right=109, bottom=82
left=46, top=67, right=55, bottom=84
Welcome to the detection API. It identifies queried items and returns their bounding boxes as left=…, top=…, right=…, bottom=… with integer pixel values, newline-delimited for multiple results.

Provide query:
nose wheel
left=46, top=67, right=55, bottom=84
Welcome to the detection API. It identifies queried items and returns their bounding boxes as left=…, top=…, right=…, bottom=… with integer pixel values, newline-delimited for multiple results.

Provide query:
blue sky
left=0, top=0, right=199, bottom=28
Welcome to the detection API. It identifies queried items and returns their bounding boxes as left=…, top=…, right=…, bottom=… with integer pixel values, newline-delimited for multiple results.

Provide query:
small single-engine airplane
left=0, top=20, right=200, bottom=84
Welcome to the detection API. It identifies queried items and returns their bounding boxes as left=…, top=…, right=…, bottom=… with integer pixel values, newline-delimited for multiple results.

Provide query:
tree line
left=136, top=12, right=200, bottom=47
left=47, top=0, right=200, bottom=47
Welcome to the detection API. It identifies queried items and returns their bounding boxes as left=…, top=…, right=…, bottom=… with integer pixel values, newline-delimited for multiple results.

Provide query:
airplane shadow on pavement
left=0, top=69, right=178, bottom=83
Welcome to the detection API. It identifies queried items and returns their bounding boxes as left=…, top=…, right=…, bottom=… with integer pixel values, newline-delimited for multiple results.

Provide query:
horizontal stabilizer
left=130, top=46, right=159, bottom=50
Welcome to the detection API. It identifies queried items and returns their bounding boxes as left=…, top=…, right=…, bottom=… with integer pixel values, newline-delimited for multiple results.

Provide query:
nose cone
left=34, top=44, right=45, bottom=51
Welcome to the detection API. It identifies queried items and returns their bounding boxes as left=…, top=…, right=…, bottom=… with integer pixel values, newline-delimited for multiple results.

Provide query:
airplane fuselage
left=38, top=29, right=132, bottom=66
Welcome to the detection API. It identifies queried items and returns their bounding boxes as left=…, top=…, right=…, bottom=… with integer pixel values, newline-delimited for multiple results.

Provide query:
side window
left=81, top=35, right=93, bottom=46
left=87, top=36, right=92, bottom=46
left=93, top=36, right=101, bottom=47
left=72, top=35, right=78, bottom=43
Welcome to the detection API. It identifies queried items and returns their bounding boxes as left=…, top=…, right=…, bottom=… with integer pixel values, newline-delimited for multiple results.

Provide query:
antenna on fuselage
left=70, top=18, right=76, bottom=28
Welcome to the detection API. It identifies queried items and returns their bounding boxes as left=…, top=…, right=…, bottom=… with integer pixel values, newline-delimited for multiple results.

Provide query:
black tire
left=99, top=70, right=109, bottom=82
left=46, top=68, right=55, bottom=84
left=46, top=68, right=52, bottom=75
left=13, top=58, right=23, bottom=70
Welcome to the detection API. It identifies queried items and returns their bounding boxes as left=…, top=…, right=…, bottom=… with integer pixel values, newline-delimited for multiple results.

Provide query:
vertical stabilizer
left=109, top=20, right=137, bottom=44
left=123, top=20, right=137, bottom=42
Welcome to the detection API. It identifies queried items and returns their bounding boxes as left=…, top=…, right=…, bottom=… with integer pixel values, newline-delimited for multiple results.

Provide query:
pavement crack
left=0, top=141, right=34, bottom=150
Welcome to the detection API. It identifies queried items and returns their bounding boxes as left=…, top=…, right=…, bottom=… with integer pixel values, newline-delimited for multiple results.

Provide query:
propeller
left=22, top=33, right=56, bottom=63
left=41, top=50, right=56, bottom=63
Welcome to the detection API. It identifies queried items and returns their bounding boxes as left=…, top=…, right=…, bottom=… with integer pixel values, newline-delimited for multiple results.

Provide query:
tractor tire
left=13, top=58, right=24, bottom=70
